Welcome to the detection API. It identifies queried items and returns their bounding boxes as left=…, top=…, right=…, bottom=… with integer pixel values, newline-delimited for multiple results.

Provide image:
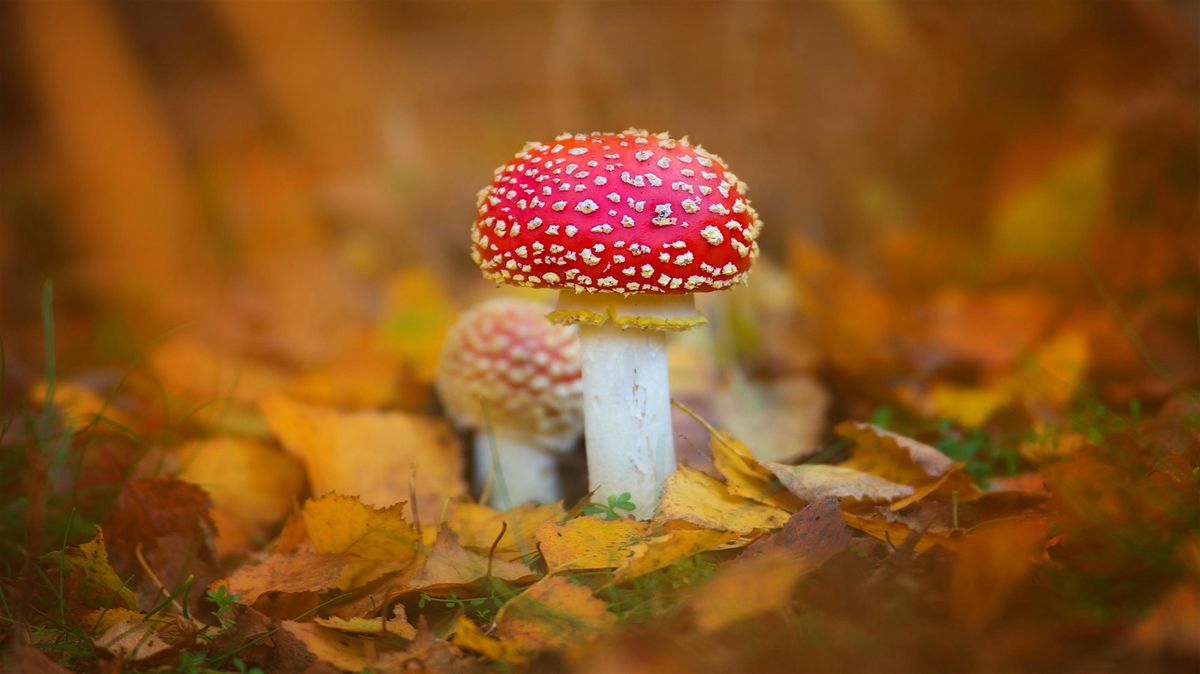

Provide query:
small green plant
left=206, top=585, right=241, bottom=628
left=583, top=492, right=636, bottom=520
left=176, top=651, right=205, bottom=674
left=231, top=657, right=265, bottom=674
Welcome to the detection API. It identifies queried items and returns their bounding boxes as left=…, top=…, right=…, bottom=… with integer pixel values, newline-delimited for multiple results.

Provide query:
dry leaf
left=220, top=551, right=347, bottom=604
left=686, top=500, right=850, bottom=632
left=836, top=422, right=952, bottom=483
left=40, top=529, right=136, bottom=610
left=839, top=510, right=958, bottom=554
left=951, top=516, right=1048, bottom=631
left=656, top=467, right=790, bottom=534
left=763, top=462, right=915, bottom=502
left=887, top=463, right=982, bottom=511
left=453, top=614, right=528, bottom=665
left=314, top=613, right=417, bottom=639
left=537, top=518, right=652, bottom=571
left=1128, top=584, right=1200, bottom=661
left=262, top=396, right=465, bottom=522
left=446, top=501, right=565, bottom=561
left=302, top=493, right=421, bottom=588
left=612, top=526, right=743, bottom=583
left=405, top=528, right=535, bottom=592
left=176, top=437, right=305, bottom=554
left=493, top=575, right=616, bottom=652
left=282, top=621, right=385, bottom=672
left=707, top=427, right=803, bottom=510
left=93, top=619, right=173, bottom=661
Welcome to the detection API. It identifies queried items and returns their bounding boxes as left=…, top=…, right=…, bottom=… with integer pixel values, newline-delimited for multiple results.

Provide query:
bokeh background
left=0, top=0, right=1197, bottom=459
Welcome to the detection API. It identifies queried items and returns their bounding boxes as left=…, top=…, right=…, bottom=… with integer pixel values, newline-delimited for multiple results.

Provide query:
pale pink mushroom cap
left=436, top=299, right=583, bottom=451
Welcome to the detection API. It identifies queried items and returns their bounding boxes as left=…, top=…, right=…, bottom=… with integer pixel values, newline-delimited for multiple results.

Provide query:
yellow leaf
left=313, top=613, right=416, bottom=639
left=446, top=501, right=565, bottom=562
left=887, top=463, right=982, bottom=512
left=705, top=422, right=803, bottom=510
left=263, top=396, right=466, bottom=523
left=923, top=383, right=1013, bottom=429
left=655, top=467, right=789, bottom=534
left=281, top=621, right=377, bottom=672
left=839, top=510, right=959, bottom=554
left=536, top=518, right=651, bottom=571
left=836, top=422, right=952, bottom=483
left=405, top=528, right=536, bottom=592
left=612, top=527, right=743, bottom=583
left=302, top=494, right=422, bottom=588
left=149, top=334, right=286, bottom=408
left=80, top=608, right=152, bottom=635
left=493, top=575, right=615, bottom=652
left=30, top=380, right=132, bottom=429
left=176, top=437, right=305, bottom=550
left=41, top=529, right=136, bottom=610
left=285, top=330, right=418, bottom=410
left=763, top=462, right=914, bottom=503
left=452, top=615, right=528, bottom=665
left=1013, top=329, right=1089, bottom=408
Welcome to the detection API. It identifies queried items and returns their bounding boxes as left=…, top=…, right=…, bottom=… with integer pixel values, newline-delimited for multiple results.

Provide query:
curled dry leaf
left=839, top=510, right=959, bottom=554
left=707, top=426, right=804, bottom=511
left=262, top=396, right=466, bottom=523
left=655, top=467, right=790, bottom=534
left=837, top=422, right=954, bottom=479
left=302, top=493, right=421, bottom=588
left=763, top=462, right=914, bottom=502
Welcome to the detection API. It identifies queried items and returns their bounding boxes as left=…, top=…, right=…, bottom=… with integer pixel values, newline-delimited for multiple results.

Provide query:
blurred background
left=0, top=0, right=1197, bottom=464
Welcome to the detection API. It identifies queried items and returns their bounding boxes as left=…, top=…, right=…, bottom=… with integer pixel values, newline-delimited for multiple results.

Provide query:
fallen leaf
left=920, top=382, right=1013, bottom=429
left=405, top=528, right=535, bottom=591
left=951, top=515, right=1048, bottom=631
left=285, top=330, right=415, bottom=409
left=446, top=501, right=565, bottom=561
left=839, top=510, right=958, bottom=554
left=2, top=646, right=73, bottom=674
left=93, top=619, right=173, bottom=661
left=707, top=426, right=804, bottom=510
left=148, top=334, right=286, bottom=409
left=263, top=396, right=465, bottom=523
left=537, top=518, right=652, bottom=571
left=887, top=463, right=982, bottom=511
left=836, top=422, right=953, bottom=482
left=655, top=467, right=790, bottom=534
left=40, top=529, right=136, bottom=611
left=612, top=526, right=743, bottom=583
left=1012, top=329, right=1089, bottom=409
left=220, top=551, right=347, bottom=604
left=282, top=621, right=389, bottom=672
left=763, top=462, right=914, bottom=502
left=80, top=607, right=150, bottom=635
left=452, top=614, right=528, bottom=665
left=30, top=379, right=132, bottom=428
left=175, top=437, right=305, bottom=554
left=302, top=493, right=422, bottom=588
left=493, top=575, right=616, bottom=652
left=314, top=613, right=417, bottom=639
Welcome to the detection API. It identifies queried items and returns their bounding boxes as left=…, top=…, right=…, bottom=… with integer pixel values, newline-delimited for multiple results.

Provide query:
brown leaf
left=2, top=646, right=73, bottom=674
left=1128, top=584, right=1200, bottom=661
left=40, top=529, right=136, bottom=611
left=102, top=477, right=218, bottom=611
left=840, top=510, right=959, bottom=554
left=685, top=500, right=850, bottom=633
left=951, top=515, right=1048, bottom=631
left=221, top=551, right=347, bottom=605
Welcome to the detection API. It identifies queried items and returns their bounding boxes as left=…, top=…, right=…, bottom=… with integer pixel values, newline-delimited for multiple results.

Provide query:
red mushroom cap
left=436, top=299, right=582, bottom=450
left=472, top=130, right=762, bottom=296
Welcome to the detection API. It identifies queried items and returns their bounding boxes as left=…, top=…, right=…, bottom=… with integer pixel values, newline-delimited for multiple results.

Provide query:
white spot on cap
left=575, top=199, right=599, bottom=214
left=565, top=225, right=578, bottom=237
left=700, top=225, right=724, bottom=246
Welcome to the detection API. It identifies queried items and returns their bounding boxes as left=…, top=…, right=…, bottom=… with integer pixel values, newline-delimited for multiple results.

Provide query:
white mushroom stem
left=552, top=293, right=700, bottom=518
left=578, top=323, right=673, bottom=517
left=474, top=431, right=561, bottom=508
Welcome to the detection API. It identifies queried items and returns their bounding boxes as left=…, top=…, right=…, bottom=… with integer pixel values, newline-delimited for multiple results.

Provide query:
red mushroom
left=471, top=130, right=762, bottom=516
left=436, top=299, right=582, bottom=507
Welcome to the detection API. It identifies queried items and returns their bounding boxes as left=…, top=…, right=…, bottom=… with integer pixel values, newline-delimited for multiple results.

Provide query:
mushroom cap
left=472, top=129, right=762, bottom=296
left=435, top=299, right=583, bottom=451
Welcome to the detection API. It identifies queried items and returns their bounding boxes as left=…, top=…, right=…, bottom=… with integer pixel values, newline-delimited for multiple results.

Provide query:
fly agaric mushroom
left=471, top=130, right=762, bottom=517
left=436, top=298, right=583, bottom=508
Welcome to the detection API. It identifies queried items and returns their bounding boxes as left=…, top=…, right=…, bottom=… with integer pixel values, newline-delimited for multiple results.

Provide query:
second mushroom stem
left=578, top=322, right=675, bottom=518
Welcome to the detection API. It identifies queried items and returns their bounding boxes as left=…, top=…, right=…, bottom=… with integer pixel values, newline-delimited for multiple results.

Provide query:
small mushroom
left=470, top=130, right=763, bottom=516
left=435, top=299, right=583, bottom=508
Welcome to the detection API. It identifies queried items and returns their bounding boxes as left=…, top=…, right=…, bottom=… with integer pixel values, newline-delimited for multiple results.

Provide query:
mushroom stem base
left=474, top=433, right=561, bottom=509
left=578, top=321, right=675, bottom=518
